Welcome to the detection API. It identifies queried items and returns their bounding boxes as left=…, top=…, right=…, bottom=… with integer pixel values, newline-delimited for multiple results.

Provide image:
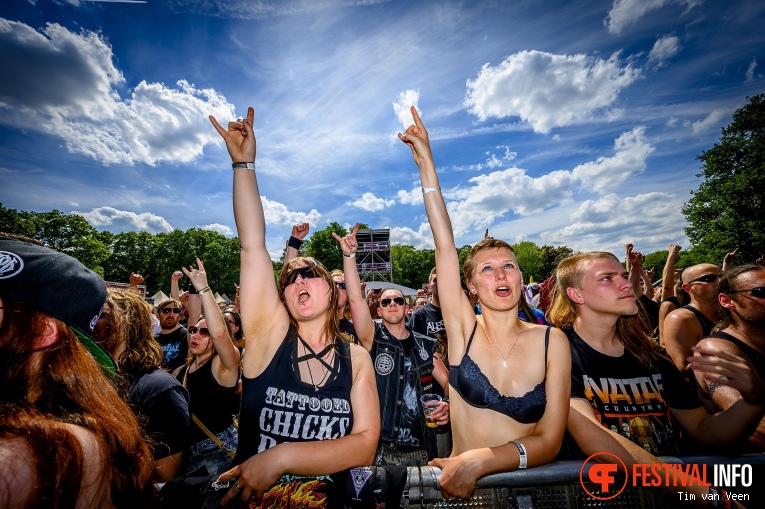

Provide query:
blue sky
left=1, top=0, right=763, bottom=259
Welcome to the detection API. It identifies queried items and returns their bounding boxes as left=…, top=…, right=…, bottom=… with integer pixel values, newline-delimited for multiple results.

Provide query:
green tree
left=0, top=203, right=36, bottom=237
left=511, top=241, right=543, bottom=283
left=391, top=244, right=434, bottom=288
left=538, top=245, right=573, bottom=281
left=682, top=94, right=765, bottom=264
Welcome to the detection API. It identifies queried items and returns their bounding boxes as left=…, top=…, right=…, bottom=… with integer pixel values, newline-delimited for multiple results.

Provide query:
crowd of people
left=1, top=105, right=764, bottom=508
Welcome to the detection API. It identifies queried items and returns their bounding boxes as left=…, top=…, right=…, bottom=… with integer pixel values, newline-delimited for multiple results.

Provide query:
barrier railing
left=402, top=455, right=765, bottom=508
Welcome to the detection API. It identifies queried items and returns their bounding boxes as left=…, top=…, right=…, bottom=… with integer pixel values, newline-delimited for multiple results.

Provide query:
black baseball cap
left=0, top=236, right=116, bottom=377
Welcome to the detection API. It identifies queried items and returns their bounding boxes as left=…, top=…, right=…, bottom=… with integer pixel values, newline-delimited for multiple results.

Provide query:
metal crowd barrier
left=402, top=455, right=765, bottom=508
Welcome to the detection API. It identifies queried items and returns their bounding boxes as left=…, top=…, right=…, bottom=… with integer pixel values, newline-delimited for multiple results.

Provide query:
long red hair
left=0, top=301, right=156, bottom=508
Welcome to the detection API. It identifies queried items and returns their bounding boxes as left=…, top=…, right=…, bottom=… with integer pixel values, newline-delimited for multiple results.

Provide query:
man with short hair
left=409, top=267, right=445, bottom=339
left=694, top=264, right=765, bottom=452
left=334, top=230, right=449, bottom=466
left=154, top=298, right=188, bottom=371
left=663, top=263, right=721, bottom=377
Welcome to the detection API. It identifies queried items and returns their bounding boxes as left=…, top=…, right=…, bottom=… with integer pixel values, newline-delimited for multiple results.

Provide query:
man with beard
left=693, top=264, right=765, bottom=453
left=154, top=298, right=188, bottom=371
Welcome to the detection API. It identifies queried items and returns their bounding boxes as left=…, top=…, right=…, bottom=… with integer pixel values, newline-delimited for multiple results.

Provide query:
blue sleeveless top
left=449, top=323, right=549, bottom=424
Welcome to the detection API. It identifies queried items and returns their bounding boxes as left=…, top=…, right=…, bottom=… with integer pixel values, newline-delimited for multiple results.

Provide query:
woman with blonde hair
left=398, top=108, right=571, bottom=500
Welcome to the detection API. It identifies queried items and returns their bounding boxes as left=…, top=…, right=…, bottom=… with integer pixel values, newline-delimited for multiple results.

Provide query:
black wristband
left=287, top=236, right=303, bottom=250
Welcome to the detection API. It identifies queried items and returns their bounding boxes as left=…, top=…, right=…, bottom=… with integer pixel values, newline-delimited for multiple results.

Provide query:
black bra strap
left=298, top=337, right=335, bottom=371
left=544, top=326, right=551, bottom=370
left=465, top=321, right=479, bottom=353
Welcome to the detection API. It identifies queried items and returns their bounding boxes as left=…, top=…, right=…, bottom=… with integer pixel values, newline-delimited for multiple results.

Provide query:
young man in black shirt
left=154, top=298, right=188, bottom=371
left=548, top=252, right=765, bottom=502
left=409, top=267, right=445, bottom=339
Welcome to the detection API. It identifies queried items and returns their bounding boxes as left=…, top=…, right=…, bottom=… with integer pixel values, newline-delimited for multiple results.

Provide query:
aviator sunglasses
left=160, top=307, right=182, bottom=314
left=380, top=296, right=406, bottom=307
left=726, top=287, right=765, bottom=299
left=688, top=273, right=720, bottom=284
left=284, top=265, right=320, bottom=286
left=188, top=326, right=210, bottom=336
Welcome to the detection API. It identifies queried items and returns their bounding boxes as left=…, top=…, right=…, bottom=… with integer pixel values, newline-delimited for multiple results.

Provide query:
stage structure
left=356, top=229, right=392, bottom=283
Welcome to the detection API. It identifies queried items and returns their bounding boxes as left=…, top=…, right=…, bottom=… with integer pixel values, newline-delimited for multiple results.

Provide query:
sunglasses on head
left=335, top=282, right=346, bottom=290
left=380, top=296, right=406, bottom=307
left=161, top=307, right=182, bottom=314
left=688, top=274, right=720, bottom=284
left=284, top=266, right=319, bottom=286
left=188, top=326, right=210, bottom=336
left=727, top=287, right=765, bottom=299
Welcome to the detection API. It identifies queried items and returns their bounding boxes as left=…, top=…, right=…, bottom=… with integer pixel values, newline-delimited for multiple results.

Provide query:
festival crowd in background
left=1, top=106, right=764, bottom=509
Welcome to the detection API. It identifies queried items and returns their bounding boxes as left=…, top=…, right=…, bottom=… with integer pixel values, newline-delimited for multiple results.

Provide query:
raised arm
left=183, top=259, right=240, bottom=386
left=333, top=223, right=375, bottom=350
left=722, top=247, right=739, bottom=272
left=627, top=247, right=644, bottom=299
left=170, top=270, right=182, bottom=300
left=209, top=107, right=287, bottom=351
left=284, top=223, right=310, bottom=264
left=661, top=244, right=681, bottom=302
left=399, top=106, right=474, bottom=349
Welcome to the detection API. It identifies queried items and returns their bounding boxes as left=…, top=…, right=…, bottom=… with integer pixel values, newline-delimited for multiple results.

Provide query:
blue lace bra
left=448, top=322, right=549, bottom=423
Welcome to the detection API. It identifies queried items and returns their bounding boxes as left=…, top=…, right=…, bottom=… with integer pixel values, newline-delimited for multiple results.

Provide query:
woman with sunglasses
left=209, top=108, right=379, bottom=507
left=171, top=259, right=241, bottom=478
left=398, top=107, right=572, bottom=499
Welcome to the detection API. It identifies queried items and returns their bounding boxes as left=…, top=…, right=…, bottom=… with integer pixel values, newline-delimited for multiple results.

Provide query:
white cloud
left=485, top=146, right=517, bottom=168
left=540, top=192, right=688, bottom=254
left=745, top=58, right=759, bottom=83
left=73, top=206, right=174, bottom=233
left=446, top=168, right=577, bottom=237
left=349, top=192, right=395, bottom=212
left=572, top=126, right=654, bottom=193
left=648, top=35, right=681, bottom=67
left=465, top=50, right=640, bottom=134
left=261, top=196, right=321, bottom=226
left=689, top=108, right=731, bottom=134
left=604, top=0, right=701, bottom=35
left=393, top=90, right=421, bottom=130
left=389, top=224, right=434, bottom=250
left=397, top=187, right=422, bottom=206
left=200, top=223, right=234, bottom=236
left=0, top=19, right=236, bottom=166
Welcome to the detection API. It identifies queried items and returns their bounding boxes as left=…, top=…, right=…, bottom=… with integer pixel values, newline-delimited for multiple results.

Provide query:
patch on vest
left=350, top=467, right=371, bottom=496
left=375, top=352, right=394, bottom=376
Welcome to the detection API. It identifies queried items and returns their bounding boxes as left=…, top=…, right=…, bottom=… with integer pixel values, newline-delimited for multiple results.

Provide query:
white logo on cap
left=0, top=251, right=24, bottom=279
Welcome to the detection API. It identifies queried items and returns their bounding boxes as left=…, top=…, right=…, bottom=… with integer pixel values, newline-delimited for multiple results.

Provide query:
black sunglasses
left=284, top=266, right=319, bottom=286
left=335, top=282, right=347, bottom=290
left=160, top=307, right=182, bottom=314
left=381, top=296, right=406, bottom=307
left=688, top=273, right=720, bottom=284
left=188, top=326, right=210, bottom=336
left=727, top=287, right=765, bottom=299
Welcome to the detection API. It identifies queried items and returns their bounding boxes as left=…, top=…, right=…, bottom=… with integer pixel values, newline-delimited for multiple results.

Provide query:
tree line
left=2, top=94, right=762, bottom=295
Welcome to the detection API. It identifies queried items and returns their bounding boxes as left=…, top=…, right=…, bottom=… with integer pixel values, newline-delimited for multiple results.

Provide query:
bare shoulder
left=697, top=335, right=743, bottom=355
left=348, top=342, right=374, bottom=378
left=665, top=306, right=694, bottom=322
left=0, top=437, right=35, bottom=508
left=62, top=424, right=114, bottom=509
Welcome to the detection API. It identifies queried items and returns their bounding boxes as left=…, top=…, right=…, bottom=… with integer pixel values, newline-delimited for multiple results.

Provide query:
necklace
left=299, top=337, right=334, bottom=400
left=479, top=318, right=522, bottom=368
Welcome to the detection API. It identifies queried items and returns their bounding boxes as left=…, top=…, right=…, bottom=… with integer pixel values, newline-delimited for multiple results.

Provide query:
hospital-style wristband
left=512, top=441, right=527, bottom=469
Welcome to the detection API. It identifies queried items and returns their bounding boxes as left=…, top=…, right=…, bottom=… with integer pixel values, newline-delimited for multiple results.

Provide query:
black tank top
left=681, top=305, right=716, bottom=337
left=177, top=359, right=240, bottom=446
left=235, top=329, right=354, bottom=464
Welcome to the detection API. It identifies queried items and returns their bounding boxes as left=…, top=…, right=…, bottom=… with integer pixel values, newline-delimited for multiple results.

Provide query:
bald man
left=663, top=263, right=721, bottom=381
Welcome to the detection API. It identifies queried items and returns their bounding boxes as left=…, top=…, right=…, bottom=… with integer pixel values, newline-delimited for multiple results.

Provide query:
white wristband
left=342, top=252, right=356, bottom=258
left=422, top=186, right=441, bottom=195
left=232, top=162, right=255, bottom=170
left=512, top=441, right=527, bottom=469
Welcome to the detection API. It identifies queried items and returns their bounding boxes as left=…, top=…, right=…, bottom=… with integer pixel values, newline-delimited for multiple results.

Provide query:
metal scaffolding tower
left=356, top=229, right=391, bottom=283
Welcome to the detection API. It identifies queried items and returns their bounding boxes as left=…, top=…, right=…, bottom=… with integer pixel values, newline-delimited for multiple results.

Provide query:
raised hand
left=646, top=267, right=656, bottom=279
left=178, top=290, right=190, bottom=304
left=724, top=247, right=739, bottom=264
left=628, top=248, right=643, bottom=269
left=181, top=258, right=209, bottom=292
left=171, top=270, right=183, bottom=282
left=129, top=272, right=144, bottom=286
left=332, top=222, right=360, bottom=256
left=398, top=106, right=434, bottom=168
left=668, top=243, right=682, bottom=256
left=209, top=106, right=256, bottom=164
left=292, top=223, right=310, bottom=240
